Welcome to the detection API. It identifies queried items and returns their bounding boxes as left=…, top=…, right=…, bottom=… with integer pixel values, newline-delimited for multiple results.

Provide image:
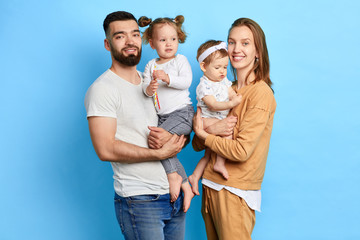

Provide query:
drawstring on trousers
left=203, top=186, right=210, bottom=213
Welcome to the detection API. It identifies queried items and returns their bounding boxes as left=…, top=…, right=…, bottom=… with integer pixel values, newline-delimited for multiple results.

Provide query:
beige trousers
left=201, top=185, right=256, bottom=240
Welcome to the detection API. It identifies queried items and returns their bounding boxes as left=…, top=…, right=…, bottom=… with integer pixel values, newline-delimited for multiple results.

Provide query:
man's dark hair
left=103, top=11, right=137, bottom=36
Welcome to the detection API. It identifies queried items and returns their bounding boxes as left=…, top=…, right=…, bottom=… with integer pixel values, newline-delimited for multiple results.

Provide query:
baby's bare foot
left=213, top=162, right=229, bottom=180
left=168, top=172, right=183, bottom=202
left=182, top=182, right=195, bottom=213
left=188, top=174, right=200, bottom=195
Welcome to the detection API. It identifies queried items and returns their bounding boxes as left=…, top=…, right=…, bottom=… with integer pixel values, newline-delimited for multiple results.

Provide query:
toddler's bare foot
left=168, top=172, right=183, bottom=202
left=182, top=182, right=195, bottom=213
left=213, top=162, right=229, bottom=180
left=188, top=174, right=200, bottom=195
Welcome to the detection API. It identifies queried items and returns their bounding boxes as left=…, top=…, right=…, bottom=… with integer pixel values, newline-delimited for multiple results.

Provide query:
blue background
left=1, top=0, right=359, bottom=239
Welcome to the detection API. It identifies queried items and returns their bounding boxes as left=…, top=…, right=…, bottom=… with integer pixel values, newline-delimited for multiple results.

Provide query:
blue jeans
left=114, top=192, right=186, bottom=240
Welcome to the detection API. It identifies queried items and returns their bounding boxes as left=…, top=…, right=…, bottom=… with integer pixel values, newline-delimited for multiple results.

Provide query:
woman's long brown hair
left=229, top=18, right=273, bottom=91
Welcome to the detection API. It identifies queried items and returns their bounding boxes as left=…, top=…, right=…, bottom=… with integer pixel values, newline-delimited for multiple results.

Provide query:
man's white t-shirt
left=84, top=69, right=169, bottom=197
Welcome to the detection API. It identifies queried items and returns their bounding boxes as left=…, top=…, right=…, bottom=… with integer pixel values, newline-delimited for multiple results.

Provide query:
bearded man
left=84, top=11, right=187, bottom=240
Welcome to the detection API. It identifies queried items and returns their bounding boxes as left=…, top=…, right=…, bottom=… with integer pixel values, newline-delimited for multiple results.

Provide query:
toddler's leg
left=213, top=135, right=231, bottom=179
left=158, top=105, right=194, bottom=136
left=188, top=148, right=211, bottom=195
left=181, top=181, right=195, bottom=213
left=173, top=160, right=195, bottom=212
left=161, top=157, right=184, bottom=202
left=158, top=106, right=195, bottom=202
left=168, top=157, right=195, bottom=212
left=213, top=155, right=229, bottom=180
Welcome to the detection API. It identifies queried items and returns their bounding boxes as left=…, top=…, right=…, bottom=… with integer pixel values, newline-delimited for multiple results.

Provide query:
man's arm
left=88, top=116, right=185, bottom=163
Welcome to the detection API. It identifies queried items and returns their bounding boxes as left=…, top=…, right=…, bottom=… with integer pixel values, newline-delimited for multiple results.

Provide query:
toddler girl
left=188, top=40, right=242, bottom=195
left=138, top=15, right=194, bottom=212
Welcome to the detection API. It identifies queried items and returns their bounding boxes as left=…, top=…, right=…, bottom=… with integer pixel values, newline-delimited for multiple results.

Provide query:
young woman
left=192, top=18, right=277, bottom=240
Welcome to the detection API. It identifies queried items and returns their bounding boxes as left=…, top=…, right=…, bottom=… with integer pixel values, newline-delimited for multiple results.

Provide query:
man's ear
left=104, top=38, right=111, bottom=52
left=200, top=61, right=207, bottom=72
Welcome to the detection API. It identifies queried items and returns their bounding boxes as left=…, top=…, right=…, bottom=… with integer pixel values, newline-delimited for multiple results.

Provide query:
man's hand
left=158, top=134, right=186, bottom=159
left=148, top=126, right=173, bottom=149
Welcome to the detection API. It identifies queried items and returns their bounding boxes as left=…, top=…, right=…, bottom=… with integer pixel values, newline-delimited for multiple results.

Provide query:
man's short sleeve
left=84, top=82, right=118, bottom=119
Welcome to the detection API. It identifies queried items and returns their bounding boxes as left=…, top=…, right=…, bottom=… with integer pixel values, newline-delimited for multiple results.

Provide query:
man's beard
left=111, top=44, right=141, bottom=66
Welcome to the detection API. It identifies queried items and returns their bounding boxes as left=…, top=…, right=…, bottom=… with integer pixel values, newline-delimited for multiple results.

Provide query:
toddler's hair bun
left=138, top=16, right=152, bottom=27
left=174, top=15, right=184, bottom=25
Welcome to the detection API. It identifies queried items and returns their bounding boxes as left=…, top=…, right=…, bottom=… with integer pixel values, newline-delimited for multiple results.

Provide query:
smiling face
left=149, top=23, right=179, bottom=62
left=105, top=20, right=142, bottom=66
left=201, top=55, right=229, bottom=82
left=227, top=25, right=258, bottom=73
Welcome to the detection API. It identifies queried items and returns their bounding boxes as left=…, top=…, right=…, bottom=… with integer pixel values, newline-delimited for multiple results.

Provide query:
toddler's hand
left=230, top=94, right=242, bottom=107
left=146, top=79, right=159, bottom=96
left=153, top=70, right=170, bottom=84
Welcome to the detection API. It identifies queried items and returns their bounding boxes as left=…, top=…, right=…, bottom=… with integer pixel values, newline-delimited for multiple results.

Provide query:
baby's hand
left=153, top=70, right=170, bottom=84
left=230, top=94, right=242, bottom=107
left=146, top=79, right=159, bottom=96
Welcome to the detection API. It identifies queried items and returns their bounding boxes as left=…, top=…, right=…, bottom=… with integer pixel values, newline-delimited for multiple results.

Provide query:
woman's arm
left=192, top=109, right=237, bottom=151
left=204, top=106, right=271, bottom=162
left=205, top=116, right=237, bottom=137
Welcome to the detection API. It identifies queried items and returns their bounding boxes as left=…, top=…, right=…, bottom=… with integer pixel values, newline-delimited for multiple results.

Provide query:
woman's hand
left=205, top=116, right=237, bottom=137
left=193, top=108, right=209, bottom=140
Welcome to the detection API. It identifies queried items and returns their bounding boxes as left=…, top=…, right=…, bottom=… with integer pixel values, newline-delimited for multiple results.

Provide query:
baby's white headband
left=197, top=42, right=227, bottom=63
